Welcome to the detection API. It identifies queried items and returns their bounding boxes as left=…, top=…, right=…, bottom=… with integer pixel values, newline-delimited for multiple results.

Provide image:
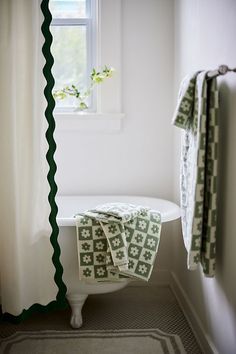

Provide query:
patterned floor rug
left=0, top=328, right=186, bottom=354
left=0, top=285, right=202, bottom=353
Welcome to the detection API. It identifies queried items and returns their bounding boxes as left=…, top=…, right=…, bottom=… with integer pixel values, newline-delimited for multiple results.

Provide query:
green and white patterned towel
left=173, top=71, right=219, bottom=277
left=75, top=203, right=162, bottom=281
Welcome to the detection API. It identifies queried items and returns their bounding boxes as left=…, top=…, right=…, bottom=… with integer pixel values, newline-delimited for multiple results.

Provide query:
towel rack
left=207, top=64, right=236, bottom=79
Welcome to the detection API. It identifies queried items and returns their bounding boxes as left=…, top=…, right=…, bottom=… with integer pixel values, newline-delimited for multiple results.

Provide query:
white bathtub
left=56, top=195, right=180, bottom=328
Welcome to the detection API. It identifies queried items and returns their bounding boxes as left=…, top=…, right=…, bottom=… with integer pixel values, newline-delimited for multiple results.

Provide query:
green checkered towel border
left=173, top=71, right=219, bottom=277
left=75, top=203, right=162, bottom=281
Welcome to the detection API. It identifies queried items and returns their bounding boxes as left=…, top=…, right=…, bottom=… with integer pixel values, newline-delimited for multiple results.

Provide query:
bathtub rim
left=56, top=195, right=180, bottom=227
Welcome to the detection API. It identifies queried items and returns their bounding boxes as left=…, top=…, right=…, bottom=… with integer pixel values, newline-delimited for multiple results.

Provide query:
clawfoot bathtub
left=56, top=195, right=180, bottom=328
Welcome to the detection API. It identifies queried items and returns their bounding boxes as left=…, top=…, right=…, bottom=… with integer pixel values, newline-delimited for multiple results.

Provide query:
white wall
left=54, top=0, right=175, bottom=199
left=54, top=1, right=236, bottom=352
left=173, top=1, right=236, bottom=353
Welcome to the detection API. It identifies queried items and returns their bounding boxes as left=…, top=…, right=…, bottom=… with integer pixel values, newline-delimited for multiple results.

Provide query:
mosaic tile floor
left=0, top=285, right=202, bottom=353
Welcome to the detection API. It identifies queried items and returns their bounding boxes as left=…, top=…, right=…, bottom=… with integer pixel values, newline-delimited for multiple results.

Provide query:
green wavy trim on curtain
left=1, top=0, right=68, bottom=324
left=41, top=0, right=68, bottom=305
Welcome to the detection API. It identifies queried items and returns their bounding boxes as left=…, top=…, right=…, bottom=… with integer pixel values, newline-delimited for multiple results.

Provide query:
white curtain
left=0, top=0, right=58, bottom=316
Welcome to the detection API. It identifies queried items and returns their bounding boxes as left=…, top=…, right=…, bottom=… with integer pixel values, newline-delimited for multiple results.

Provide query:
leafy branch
left=53, top=66, right=114, bottom=110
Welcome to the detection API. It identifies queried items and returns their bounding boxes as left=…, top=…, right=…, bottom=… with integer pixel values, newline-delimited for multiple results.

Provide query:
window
left=50, top=0, right=124, bottom=131
left=50, top=0, right=97, bottom=111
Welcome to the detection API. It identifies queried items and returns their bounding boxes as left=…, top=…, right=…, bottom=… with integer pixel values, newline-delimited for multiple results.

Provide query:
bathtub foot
left=66, top=293, right=88, bottom=329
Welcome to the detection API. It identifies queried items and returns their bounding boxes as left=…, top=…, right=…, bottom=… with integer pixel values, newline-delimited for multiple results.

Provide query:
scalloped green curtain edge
left=1, top=0, right=68, bottom=324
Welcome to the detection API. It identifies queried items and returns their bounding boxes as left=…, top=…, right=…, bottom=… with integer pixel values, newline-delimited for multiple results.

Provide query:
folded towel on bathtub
left=75, top=203, right=162, bottom=282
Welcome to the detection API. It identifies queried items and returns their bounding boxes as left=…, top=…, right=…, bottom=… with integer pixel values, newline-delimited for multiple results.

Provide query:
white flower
left=147, top=238, right=156, bottom=248
left=130, top=246, right=139, bottom=256
left=81, top=229, right=91, bottom=238
left=138, top=264, right=148, bottom=274
left=112, top=238, right=121, bottom=247
left=96, top=241, right=105, bottom=250
left=97, top=267, right=105, bottom=276
left=82, top=255, right=91, bottom=264
left=138, top=220, right=147, bottom=230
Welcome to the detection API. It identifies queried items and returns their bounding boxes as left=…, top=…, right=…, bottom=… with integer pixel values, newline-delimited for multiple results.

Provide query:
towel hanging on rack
left=172, top=71, right=219, bottom=277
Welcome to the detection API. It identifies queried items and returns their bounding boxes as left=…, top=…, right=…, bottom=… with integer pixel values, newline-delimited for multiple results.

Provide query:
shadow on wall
left=216, top=81, right=236, bottom=312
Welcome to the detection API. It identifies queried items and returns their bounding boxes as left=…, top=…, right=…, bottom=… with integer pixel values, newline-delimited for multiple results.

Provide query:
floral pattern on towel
left=75, top=203, right=162, bottom=281
left=173, top=72, right=219, bottom=277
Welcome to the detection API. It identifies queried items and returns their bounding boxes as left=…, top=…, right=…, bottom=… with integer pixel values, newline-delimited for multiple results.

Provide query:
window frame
left=50, top=0, right=98, bottom=112
left=53, top=0, right=124, bottom=132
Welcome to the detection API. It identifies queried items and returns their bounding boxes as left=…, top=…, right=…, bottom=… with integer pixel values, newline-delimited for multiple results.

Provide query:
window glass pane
left=50, top=0, right=87, bottom=19
left=51, top=25, right=87, bottom=108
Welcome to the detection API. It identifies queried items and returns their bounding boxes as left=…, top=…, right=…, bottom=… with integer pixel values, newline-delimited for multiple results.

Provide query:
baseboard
left=169, top=271, right=219, bottom=354
left=129, top=269, right=218, bottom=353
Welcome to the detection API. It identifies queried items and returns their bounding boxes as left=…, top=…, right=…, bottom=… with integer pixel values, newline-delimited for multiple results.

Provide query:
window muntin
left=50, top=0, right=96, bottom=111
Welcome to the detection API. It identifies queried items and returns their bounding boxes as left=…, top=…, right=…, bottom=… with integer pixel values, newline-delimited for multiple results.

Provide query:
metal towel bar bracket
left=207, top=65, right=236, bottom=79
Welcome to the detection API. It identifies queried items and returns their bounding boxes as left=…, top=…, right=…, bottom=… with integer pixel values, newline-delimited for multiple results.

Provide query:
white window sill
left=54, top=112, right=125, bottom=132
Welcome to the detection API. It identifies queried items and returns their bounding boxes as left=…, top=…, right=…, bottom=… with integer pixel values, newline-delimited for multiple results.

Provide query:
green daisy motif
left=135, top=234, right=143, bottom=243
left=128, top=260, right=135, bottom=269
left=141, top=210, right=148, bottom=217
left=108, top=224, right=117, bottom=234
left=95, top=228, right=103, bottom=237
left=83, top=268, right=92, bottom=277
left=151, top=224, right=159, bottom=234
left=177, top=116, right=185, bottom=124
left=143, top=251, right=152, bottom=261
left=116, top=250, right=125, bottom=260
left=96, top=254, right=105, bottom=263
left=82, top=242, right=90, bottom=251
left=80, top=217, right=89, bottom=225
